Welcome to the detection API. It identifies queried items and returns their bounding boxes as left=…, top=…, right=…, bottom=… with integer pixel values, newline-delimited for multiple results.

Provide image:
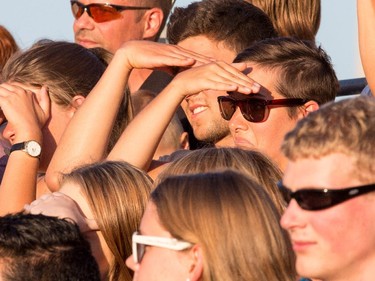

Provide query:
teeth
left=193, top=106, right=207, bottom=114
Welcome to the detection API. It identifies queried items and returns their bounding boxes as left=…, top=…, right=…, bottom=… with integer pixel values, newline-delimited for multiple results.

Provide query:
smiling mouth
left=192, top=106, right=208, bottom=115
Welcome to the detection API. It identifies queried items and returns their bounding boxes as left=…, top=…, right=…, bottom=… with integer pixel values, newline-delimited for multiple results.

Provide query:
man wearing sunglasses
left=166, top=0, right=276, bottom=149
left=218, top=37, right=339, bottom=171
left=70, top=0, right=173, bottom=93
left=279, top=96, right=375, bottom=281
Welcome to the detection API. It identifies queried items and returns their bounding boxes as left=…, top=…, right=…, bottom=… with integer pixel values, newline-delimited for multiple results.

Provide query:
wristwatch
left=9, top=140, right=42, bottom=158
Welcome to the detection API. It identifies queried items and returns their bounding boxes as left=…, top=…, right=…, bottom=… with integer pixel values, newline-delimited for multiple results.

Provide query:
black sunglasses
left=70, top=1, right=151, bottom=23
left=217, top=95, right=307, bottom=123
left=278, top=182, right=375, bottom=211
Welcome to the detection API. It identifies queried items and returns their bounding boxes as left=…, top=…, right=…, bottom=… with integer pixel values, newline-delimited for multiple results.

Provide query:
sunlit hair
left=156, top=147, right=285, bottom=213
left=152, top=170, right=296, bottom=281
left=246, top=0, right=320, bottom=41
left=282, top=96, right=375, bottom=183
left=1, top=40, right=132, bottom=153
left=0, top=25, right=19, bottom=75
left=167, top=0, right=276, bottom=53
left=62, top=161, right=153, bottom=281
left=234, top=37, right=338, bottom=117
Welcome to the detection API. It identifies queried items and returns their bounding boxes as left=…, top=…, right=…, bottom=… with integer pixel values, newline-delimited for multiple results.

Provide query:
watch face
left=26, top=141, right=42, bottom=157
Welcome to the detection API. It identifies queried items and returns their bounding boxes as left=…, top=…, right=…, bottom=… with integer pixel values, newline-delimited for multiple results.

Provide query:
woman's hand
left=117, top=40, right=211, bottom=72
left=169, top=61, right=261, bottom=100
left=24, top=192, right=99, bottom=234
left=0, top=83, right=50, bottom=143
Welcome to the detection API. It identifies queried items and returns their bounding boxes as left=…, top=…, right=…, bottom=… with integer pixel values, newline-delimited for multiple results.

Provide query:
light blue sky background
left=0, top=0, right=363, bottom=80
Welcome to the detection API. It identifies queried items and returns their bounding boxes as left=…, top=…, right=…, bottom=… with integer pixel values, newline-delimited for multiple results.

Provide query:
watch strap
left=9, top=142, right=25, bottom=154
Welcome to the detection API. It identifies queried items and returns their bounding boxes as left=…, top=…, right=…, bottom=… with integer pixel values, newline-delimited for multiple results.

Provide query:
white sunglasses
left=132, top=231, right=193, bottom=263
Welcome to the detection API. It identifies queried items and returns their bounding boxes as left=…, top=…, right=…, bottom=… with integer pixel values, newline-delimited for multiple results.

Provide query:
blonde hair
left=282, top=96, right=375, bottom=183
left=247, top=0, right=320, bottom=41
left=1, top=40, right=132, bottom=153
left=62, top=161, right=152, bottom=281
left=157, top=147, right=286, bottom=213
left=152, top=170, right=296, bottom=281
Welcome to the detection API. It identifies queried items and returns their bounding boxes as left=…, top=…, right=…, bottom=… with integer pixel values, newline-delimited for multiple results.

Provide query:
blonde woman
left=126, top=169, right=296, bottom=281
left=26, top=160, right=152, bottom=281
left=0, top=40, right=132, bottom=215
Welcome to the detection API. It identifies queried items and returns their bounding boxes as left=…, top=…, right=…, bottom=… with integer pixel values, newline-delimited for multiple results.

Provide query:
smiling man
left=70, top=0, right=173, bottom=92
left=219, top=37, right=338, bottom=170
left=167, top=0, right=276, bottom=147
left=279, top=96, right=375, bottom=281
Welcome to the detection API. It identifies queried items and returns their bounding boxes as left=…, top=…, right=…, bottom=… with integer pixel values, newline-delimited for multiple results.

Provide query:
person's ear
left=187, top=245, right=204, bottom=281
left=68, top=95, right=86, bottom=117
left=179, top=132, right=190, bottom=150
left=298, top=100, right=319, bottom=119
left=142, top=8, right=163, bottom=40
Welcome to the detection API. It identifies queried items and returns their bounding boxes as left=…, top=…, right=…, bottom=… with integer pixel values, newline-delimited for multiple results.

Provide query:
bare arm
left=358, top=0, right=375, bottom=96
left=45, top=41, right=198, bottom=191
left=108, top=61, right=259, bottom=170
left=0, top=84, right=49, bottom=215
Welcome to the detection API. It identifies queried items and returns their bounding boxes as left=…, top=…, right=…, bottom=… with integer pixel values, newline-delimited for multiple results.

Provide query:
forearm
left=45, top=48, right=132, bottom=191
left=0, top=153, right=39, bottom=215
left=107, top=81, right=184, bottom=170
left=358, top=0, right=375, bottom=95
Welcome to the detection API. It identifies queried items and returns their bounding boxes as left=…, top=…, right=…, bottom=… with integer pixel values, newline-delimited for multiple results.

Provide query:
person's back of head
left=62, top=160, right=153, bottom=281
left=246, top=0, right=321, bottom=41
left=234, top=37, right=339, bottom=114
left=0, top=212, right=100, bottom=281
left=167, top=0, right=277, bottom=53
left=157, top=147, right=286, bottom=213
left=282, top=96, right=375, bottom=183
left=0, top=25, right=19, bottom=76
left=151, top=170, right=296, bottom=281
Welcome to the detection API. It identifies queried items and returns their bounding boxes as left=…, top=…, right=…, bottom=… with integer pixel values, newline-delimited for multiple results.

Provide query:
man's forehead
left=283, top=154, right=358, bottom=190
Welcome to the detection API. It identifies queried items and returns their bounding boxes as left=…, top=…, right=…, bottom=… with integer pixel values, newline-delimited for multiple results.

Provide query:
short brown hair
left=234, top=37, right=338, bottom=116
left=282, top=96, right=375, bottom=183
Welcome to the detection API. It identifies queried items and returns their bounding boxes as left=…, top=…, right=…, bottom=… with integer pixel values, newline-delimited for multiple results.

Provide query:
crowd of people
left=0, top=0, right=374, bottom=280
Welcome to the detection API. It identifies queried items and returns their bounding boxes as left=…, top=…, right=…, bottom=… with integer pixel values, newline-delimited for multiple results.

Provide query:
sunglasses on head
left=70, top=1, right=151, bottom=23
left=132, top=232, right=193, bottom=264
left=278, top=182, right=375, bottom=211
left=217, top=95, right=307, bottom=123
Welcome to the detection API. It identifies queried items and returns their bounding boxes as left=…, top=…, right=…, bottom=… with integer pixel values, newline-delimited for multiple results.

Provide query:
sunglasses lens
left=71, top=2, right=83, bottom=19
left=241, top=100, right=266, bottom=123
left=219, top=98, right=236, bottom=120
left=136, top=242, right=146, bottom=263
left=296, top=190, right=333, bottom=210
left=91, top=5, right=122, bottom=23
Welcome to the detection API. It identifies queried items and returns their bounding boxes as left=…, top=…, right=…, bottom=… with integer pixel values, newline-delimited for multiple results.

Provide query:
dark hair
left=0, top=212, right=100, bottom=281
left=167, top=0, right=277, bottom=53
left=234, top=37, right=338, bottom=116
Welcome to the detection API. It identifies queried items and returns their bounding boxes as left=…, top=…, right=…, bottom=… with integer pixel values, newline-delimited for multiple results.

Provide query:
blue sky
left=0, top=0, right=362, bottom=80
